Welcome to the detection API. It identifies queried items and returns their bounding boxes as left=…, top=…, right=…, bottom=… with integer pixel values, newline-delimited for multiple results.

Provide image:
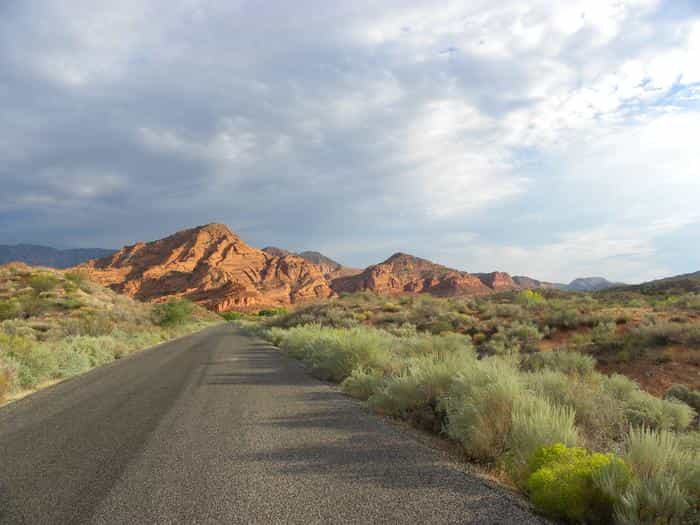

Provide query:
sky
left=1, top=0, right=699, bottom=284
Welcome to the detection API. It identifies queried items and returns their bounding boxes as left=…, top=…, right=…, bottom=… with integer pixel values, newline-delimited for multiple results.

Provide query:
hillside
left=0, top=244, right=114, bottom=269
left=567, top=276, right=624, bottom=292
left=263, top=247, right=360, bottom=279
left=0, top=262, right=219, bottom=403
left=80, top=224, right=334, bottom=311
left=331, top=253, right=493, bottom=296
left=74, top=223, right=637, bottom=312
left=512, top=275, right=564, bottom=290
left=616, top=270, right=700, bottom=295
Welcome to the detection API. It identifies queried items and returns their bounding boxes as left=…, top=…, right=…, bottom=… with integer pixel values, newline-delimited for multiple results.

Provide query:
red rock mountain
left=77, top=224, right=542, bottom=312
left=262, top=247, right=360, bottom=280
left=331, top=253, right=494, bottom=296
left=79, top=224, right=333, bottom=311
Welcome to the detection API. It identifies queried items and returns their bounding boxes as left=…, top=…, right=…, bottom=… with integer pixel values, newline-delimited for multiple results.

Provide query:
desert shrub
left=220, top=311, right=245, bottom=321
left=676, top=293, right=700, bottom=312
left=526, top=443, right=631, bottom=522
left=665, top=384, right=700, bottom=415
left=258, top=307, right=288, bottom=317
left=522, top=350, right=596, bottom=377
left=152, top=299, right=194, bottom=326
left=526, top=370, right=626, bottom=448
left=606, top=375, right=696, bottom=431
left=64, top=271, right=88, bottom=287
left=0, top=334, right=56, bottom=388
left=479, top=329, right=519, bottom=357
left=385, top=322, right=418, bottom=338
left=368, top=349, right=475, bottom=416
left=506, top=322, right=543, bottom=353
left=53, top=342, right=92, bottom=378
left=0, top=299, right=21, bottom=321
left=27, top=273, right=60, bottom=293
left=589, top=321, right=622, bottom=351
left=634, top=321, right=685, bottom=346
left=272, top=304, right=357, bottom=329
left=0, top=356, right=19, bottom=399
left=678, top=431, right=700, bottom=453
left=615, top=428, right=698, bottom=524
left=493, top=303, right=525, bottom=320
left=442, top=358, right=524, bottom=460
left=18, top=293, right=45, bottom=318
left=544, top=306, right=583, bottom=329
left=616, top=477, right=690, bottom=525
left=61, top=312, right=113, bottom=337
left=275, top=325, right=394, bottom=382
left=505, top=394, right=580, bottom=485
left=341, top=368, right=385, bottom=400
left=55, top=336, right=120, bottom=369
left=0, top=319, right=37, bottom=338
left=396, top=332, right=473, bottom=359
left=516, top=290, right=546, bottom=307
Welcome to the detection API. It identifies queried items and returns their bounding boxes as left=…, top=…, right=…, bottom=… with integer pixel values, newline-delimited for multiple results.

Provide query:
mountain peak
left=79, top=226, right=333, bottom=311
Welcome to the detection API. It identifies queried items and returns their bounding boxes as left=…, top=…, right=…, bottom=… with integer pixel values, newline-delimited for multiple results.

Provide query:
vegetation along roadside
left=0, top=263, right=221, bottom=405
left=237, top=290, right=700, bottom=524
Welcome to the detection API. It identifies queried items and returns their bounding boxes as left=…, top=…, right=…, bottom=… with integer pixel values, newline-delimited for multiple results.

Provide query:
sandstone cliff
left=330, top=253, right=492, bottom=296
left=77, top=224, right=551, bottom=312
left=80, top=224, right=333, bottom=311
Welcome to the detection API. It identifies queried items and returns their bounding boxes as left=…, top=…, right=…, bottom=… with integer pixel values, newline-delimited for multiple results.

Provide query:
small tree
left=152, top=299, right=194, bottom=326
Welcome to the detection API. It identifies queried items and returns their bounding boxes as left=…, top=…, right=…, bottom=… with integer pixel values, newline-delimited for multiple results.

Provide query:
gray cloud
left=1, top=0, right=699, bottom=282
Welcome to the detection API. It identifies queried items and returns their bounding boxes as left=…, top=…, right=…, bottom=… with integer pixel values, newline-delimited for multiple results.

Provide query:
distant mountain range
left=2, top=227, right=642, bottom=310
left=262, top=247, right=359, bottom=279
left=607, top=270, right=700, bottom=295
left=0, top=244, right=114, bottom=269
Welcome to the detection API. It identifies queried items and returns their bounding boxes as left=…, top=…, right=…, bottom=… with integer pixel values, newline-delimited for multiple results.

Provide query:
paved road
left=0, top=324, right=544, bottom=524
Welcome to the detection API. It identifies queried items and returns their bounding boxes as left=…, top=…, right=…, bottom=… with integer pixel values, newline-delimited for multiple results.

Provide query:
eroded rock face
left=79, top=224, right=334, bottom=311
left=77, top=224, right=535, bottom=312
left=475, top=272, right=519, bottom=291
left=330, top=253, right=492, bottom=297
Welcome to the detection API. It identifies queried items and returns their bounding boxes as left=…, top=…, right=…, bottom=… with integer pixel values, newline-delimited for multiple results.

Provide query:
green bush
left=516, top=290, right=546, bottom=307
left=368, top=349, right=475, bottom=416
left=27, top=273, right=60, bottom=293
left=544, top=306, right=583, bottom=329
left=506, top=394, right=580, bottom=485
left=607, top=375, right=696, bottom=431
left=55, top=336, right=120, bottom=370
left=0, top=356, right=19, bottom=400
left=615, top=427, right=697, bottom=524
left=0, top=299, right=21, bottom=321
left=220, top=311, right=245, bottom=321
left=275, top=325, right=394, bottom=382
left=522, top=350, right=596, bottom=377
left=152, top=299, right=194, bottom=326
left=443, top=358, right=524, bottom=460
left=506, top=322, right=543, bottom=353
left=258, top=307, right=289, bottom=317
left=64, top=271, right=88, bottom=286
left=665, top=384, right=700, bottom=417
left=341, top=368, right=385, bottom=400
left=526, top=370, right=626, bottom=448
left=526, top=443, right=631, bottom=522
left=0, top=334, right=56, bottom=388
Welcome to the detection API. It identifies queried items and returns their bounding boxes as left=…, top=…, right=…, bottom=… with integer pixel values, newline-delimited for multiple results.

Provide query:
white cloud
left=139, top=118, right=258, bottom=165
left=1, top=0, right=699, bottom=280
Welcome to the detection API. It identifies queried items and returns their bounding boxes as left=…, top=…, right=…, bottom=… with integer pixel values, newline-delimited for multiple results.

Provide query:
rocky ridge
left=77, top=223, right=612, bottom=312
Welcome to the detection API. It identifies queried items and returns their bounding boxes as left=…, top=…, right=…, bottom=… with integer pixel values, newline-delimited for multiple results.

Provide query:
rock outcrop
left=76, top=223, right=570, bottom=312
left=330, top=253, right=492, bottom=297
left=475, top=272, right=519, bottom=291
left=79, top=224, right=333, bottom=311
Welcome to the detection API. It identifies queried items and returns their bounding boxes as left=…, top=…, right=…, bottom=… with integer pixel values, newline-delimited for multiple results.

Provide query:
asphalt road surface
left=0, top=324, right=545, bottom=524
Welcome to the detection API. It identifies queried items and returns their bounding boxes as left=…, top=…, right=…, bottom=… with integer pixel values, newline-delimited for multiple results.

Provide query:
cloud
left=0, top=0, right=699, bottom=280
